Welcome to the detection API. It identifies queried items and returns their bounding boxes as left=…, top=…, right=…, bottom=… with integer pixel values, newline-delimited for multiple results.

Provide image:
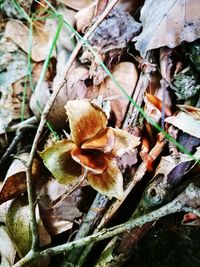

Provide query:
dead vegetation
left=1, top=0, right=200, bottom=266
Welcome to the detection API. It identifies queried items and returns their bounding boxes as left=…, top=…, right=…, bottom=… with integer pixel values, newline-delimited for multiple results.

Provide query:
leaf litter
left=0, top=0, right=200, bottom=266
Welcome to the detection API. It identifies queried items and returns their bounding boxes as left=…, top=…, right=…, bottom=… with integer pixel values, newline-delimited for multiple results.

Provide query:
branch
left=13, top=183, right=200, bottom=267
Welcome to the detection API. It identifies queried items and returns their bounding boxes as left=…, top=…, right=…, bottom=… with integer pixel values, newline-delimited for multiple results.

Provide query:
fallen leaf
left=0, top=226, right=16, bottom=267
left=57, top=0, right=95, bottom=10
left=29, top=80, right=51, bottom=119
left=66, top=63, right=89, bottom=100
left=0, top=153, right=42, bottom=204
left=5, top=19, right=55, bottom=62
left=80, top=5, right=141, bottom=84
left=45, top=6, right=76, bottom=51
left=165, top=111, right=200, bottom=139
left=38, top=178, right=94, bottom=235
left=12, top=77, right=32, bottom=120
left=134, top=0, right=200, bottom=56
left=75, top=1, right=96, bottom=33
left=99, top=62, right=138, bottom=126
left=177, top=104, right=200, bottom=120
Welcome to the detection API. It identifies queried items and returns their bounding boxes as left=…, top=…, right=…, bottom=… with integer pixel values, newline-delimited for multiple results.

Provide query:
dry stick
left=0, top=125, right=37, bottom=167
left=12, top=183, right=200, bottom=267
left=25, top=0, right=121, bottom=253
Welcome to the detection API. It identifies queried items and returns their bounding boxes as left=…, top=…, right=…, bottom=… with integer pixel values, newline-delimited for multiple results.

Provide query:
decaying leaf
left=177, top=104, right=200, bottom=120
left=0, top=226, right=16, bottom=267
left=29, top=80, right=51, bottom=119
left=98, top=62, right=138, bottom=126
left=0, top=38, right=29, bottom=133
left=87, top=5, right=141, bottom=53
left=0, top=153, right=42, bottom=204
left=57, top=0, right=95, bottom=10
left=134, top=0, right=200, bottom=56
left=165, top=111, right=200, bottom=139
left=45, top=6, right=76, bottom=51
left=38, top=178, right=94, bottom=235
left=5, top=19, right=55, bottom=62
left=75, top=1, right=97, bottom=33
left=80, top=5, right=141, bottom=84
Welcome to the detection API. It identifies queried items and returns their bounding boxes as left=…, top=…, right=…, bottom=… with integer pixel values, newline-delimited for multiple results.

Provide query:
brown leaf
left=134, top=0, right=200, bottom=56
left=57, top=0, right=95, bottom=10
left=38, top=178, right=88, bottom=235
left=99, top=62, right=138, bottom=126
left=29, top=81, right=51, bottom=119
left=165, top=112, right=200, bottom=139
left=75, top=2, right=96, bottom=33
left=177, top=104, right=200, bottom=120
left=5, top=19, right=55, bottom=62
left=0, top=153, right=42, bottom=204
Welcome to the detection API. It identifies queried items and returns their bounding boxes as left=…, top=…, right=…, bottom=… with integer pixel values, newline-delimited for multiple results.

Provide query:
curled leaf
left=0, top=153, right=42, bottom=204
left=165, top=111, right=200, bottom=139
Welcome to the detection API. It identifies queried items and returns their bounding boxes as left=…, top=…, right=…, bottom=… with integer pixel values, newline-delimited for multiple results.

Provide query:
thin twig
left=12, top=183, right=200, bottom=267
left=65, top=193, right=109, bottom=264
left=25, top=0, right=121, bottom=252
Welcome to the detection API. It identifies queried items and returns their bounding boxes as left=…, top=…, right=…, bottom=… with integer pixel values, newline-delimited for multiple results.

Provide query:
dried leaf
left=38, top=179, right=91, bottom=235
left=88, top=5, right=141, bottom=53
left=57, top=0, right=95, bottom=10
left=0, top=154, right=42, bottom=204
left=39, top=139, right=82, bottom=184
left=177, top=104, right=200, bottom=120
left=65, top=100, right=108, bottom=145
left=75, top=2, right=96, bottom=33
left=99, top=62, right=138, bottom=126
left=87, top=159, right=123, bottom=199
left=134, top=0, right=200, bottom=56
left=45, top=6, right=76, bottom=51
left=66, top=64, right=89, bottom=100
left=0, top=226, right=16, bottom=267
left=5, top=19, right=55, bottom=62
left=29, top=81, right=51, bottom=119
left=165, top=111, right=200, bottom=139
